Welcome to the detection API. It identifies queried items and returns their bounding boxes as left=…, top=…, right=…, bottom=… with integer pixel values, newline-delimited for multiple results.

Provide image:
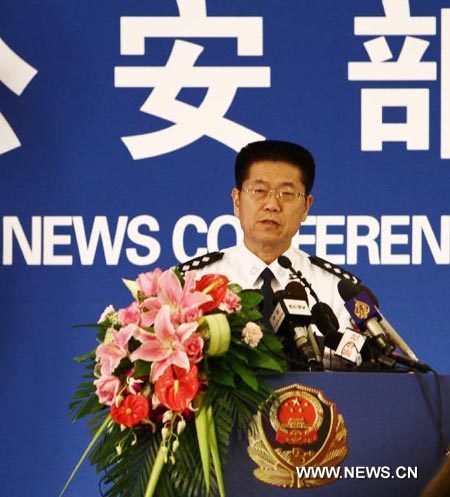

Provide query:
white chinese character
left=361, top=88, right=429, bottom=151
left=0, top=38, right=37, bottom=156
left=348, top=0, right=436, bottom=153
left=354, top=0, right=435, bottom=35
left=349, top=0, right=436, bottom=81
left=440, top=9, right=450, bottom=159
left=349, top=35, right=436, bottom=81
left=114, top=0, right=270, bottom=159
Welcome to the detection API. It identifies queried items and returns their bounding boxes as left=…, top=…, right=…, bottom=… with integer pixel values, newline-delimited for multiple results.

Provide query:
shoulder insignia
left=177, top=251, right=224, bottom=275
left=309, top=255, right=361, bottom=285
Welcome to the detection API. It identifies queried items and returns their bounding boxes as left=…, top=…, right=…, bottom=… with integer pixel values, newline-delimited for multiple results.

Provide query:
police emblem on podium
left=248, top=384, right=348, bottom=489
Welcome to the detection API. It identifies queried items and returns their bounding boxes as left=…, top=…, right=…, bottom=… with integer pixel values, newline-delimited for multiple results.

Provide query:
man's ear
left=301, top=194, right=314, bottom=222
left=231, top=188, right=240, bottom=216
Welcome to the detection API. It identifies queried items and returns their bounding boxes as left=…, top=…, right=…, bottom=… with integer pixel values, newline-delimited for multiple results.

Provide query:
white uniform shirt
left=192, top=244, right=354, bottom=333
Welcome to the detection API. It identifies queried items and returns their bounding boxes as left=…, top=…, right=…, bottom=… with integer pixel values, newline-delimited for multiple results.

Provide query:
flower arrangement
left=61, top=267, right=285, bottom=497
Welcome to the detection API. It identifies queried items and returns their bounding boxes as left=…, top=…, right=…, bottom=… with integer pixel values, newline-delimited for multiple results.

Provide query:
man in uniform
left=178, top=140, right=359, bottom=336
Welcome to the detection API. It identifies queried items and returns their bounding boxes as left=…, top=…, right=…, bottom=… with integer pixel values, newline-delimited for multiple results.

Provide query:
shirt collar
left=267, top=246, right=299, bottom=291
left=234, top=244, right=298, bottom=291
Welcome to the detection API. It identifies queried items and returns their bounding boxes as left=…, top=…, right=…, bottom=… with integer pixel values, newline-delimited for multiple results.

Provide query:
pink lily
left=96, top=324, right=135, bottom=376
left=139, top=296, right=163, bottom=328
left=117, top=301, right=140, bottom=326
left=157, top=269, right=211, bottom=324
left=135, top=268, right=163, bottom=297
left=130, top=305, right=198, bottom=381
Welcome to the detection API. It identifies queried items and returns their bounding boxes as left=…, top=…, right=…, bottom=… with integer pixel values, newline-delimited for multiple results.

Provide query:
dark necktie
left=259, top=267, right=275, bottom=330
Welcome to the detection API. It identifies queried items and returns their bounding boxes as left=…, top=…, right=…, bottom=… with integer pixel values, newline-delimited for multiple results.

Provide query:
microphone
left=311, top=302, right=367, bottom=366
left=339, top=281, right=432, bottom=372
left=285, top=281, right=324, bottom=362
left=359, top=284, right=419, bottom=362
left=278, top=255, right=320, bottom=303
left=338, top=279, right=394, bottom=355
left=270, top=282, right=322, bottom=369
left=390, top=352, right=432, bottom=373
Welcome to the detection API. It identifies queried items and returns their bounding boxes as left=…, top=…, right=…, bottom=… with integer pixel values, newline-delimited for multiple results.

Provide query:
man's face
left=232, top=160, right=313, bottom=259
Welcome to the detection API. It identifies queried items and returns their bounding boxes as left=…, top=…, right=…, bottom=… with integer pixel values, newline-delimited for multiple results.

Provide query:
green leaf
left=245, top=310, right=262, bottom=321
left=230, top=361, right=258, bottom=391
left=134, top=360, right=151, bottom=378
left=228, top=283, right=242, bottom=294
left=195, top=402, right=211, bottom=494
left=122, top=278, right=140, bottom=299
left=227, top=347, right=248, bottom=364
left=210, top=368, right=236, bottom=388
left=247, top=350, right=284, bottom=372
left=71, top=393, right=103, bottom=421
left=173, top=266, right=185, bottom=285
left=59, top=415, right=112, bottom=497
left=72, top=323, right=104, bottom=328
left=260, top=332, right=284, bottom=352
left=207, top=405, right=225, bottom=497
left=143, top=443, right=166, bottom=497
left=73, top=350, right=96, bottom=363
left=238, top=290, right=263, bottom=308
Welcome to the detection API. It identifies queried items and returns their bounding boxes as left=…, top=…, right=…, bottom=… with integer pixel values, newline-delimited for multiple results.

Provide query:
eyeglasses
left=241, top=186, right=307, bottom=203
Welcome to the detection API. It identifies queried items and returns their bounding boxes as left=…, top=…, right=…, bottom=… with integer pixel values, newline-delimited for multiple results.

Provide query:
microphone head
left=273, top=289, right=289, bottom=304
left=338, top=278, right=359, bottom=301
left=359, top=284, right=379, bottom=307
left=285, top=281, right=308, bottom=300
left=277, top=255, right=292, bottom=269
left=311, top=302, right=339, bottom=334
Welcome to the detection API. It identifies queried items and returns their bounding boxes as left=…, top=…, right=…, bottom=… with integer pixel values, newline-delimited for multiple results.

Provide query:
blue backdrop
left=1, top=1, right=449, bottom=496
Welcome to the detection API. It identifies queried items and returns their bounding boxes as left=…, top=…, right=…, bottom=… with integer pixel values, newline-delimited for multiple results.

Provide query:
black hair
left=234, top=140, right=315, bottom=194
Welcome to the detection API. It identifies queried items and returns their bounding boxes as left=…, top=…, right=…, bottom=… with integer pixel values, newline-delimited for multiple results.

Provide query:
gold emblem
left=248, top=384, right=348, bottom=489
left=353, top=299, right=371, bottom=320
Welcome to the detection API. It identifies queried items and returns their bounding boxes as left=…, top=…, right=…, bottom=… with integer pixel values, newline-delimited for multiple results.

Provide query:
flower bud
left=162, top=410, right=173, bottom=424
left=161, top=427, right=169, bottom=440
left=151, top=394, right=160, bottom=410
left=176, top=418, right=186, bottom=435
left=172, top=440, right=180, bottom=453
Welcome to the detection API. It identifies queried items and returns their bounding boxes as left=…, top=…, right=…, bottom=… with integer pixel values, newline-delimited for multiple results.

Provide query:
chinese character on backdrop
left=348, top=0, right=450, bottom=159
left=0, top=38, right=37, bottom=156
left=114, top=0, right=270, bottom=159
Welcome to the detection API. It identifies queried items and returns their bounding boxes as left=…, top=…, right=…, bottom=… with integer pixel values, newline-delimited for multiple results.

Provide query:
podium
left=224, top=372, right=450, bottom=497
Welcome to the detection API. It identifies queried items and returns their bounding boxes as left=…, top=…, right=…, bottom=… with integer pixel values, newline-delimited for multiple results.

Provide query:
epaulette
left=177, top=251, right=224, bottom=275
left=309, top=255, right=361, bottom=285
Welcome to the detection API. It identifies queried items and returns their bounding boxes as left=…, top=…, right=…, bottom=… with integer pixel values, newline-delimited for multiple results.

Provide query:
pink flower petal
left=130, top=341, right=170, bottom=363
left=170, top=349, right=190, bottom=371
left=117, top=302, right=140, bottom=326
left=153, top=306, right=177, bottom=342
left=150, top=358, right=172, bottom=381
left=114, top=324, right=136, bottom=349
left=136, top=268, right=162, bottom=297
left=140, top=310, right=159, bottom=328
left=157, top=270, right=183, bottom=307
left=96, top=343, right=126, bottom=375
left=182, top=271, right=197, bottom=295
left=183, top=292, right=212, bottom=309
left=133, top=326, right=156, bottom=343
left=177, top=321, right=198, bottom=343
left=141, top=296, right=162, bottom=312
